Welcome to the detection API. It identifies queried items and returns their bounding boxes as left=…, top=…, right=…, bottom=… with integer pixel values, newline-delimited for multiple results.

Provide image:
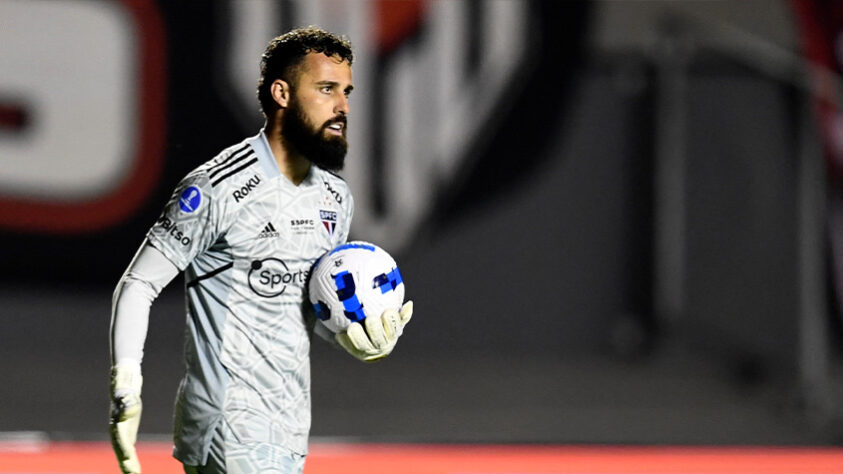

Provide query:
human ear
left=271, top=79, right=290, bottom=108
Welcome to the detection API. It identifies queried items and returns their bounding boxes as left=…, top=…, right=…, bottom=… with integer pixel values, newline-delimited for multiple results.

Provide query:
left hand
left=336, top=301, right=413, bottom=362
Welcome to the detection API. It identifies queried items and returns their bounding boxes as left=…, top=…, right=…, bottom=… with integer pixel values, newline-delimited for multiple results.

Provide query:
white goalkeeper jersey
left=146, top=130, right=353, bottom=464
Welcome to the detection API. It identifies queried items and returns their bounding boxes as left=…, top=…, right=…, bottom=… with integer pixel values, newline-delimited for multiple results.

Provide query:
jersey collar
left=252, top=129, right=281, bottom=179
left=252, top=129, right=317, bottom=187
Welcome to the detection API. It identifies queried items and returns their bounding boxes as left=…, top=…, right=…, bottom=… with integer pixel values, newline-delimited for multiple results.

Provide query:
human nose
left=335, top=93, right=349, bottom=115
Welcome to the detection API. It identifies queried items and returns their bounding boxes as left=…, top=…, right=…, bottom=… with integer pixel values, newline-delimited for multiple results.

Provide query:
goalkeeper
left=109, top=26, right=413, bottom=474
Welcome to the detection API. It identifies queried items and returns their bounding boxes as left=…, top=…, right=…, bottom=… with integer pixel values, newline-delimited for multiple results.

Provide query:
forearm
left=110, top=239, right=179, bottom=367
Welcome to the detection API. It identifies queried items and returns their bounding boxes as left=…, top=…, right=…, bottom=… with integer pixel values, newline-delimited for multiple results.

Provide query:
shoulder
left=199, top=139, right=262, bottom=189
left=166, top=137, right=267, bottom=215
left=181, top=138, right=266, bottom=201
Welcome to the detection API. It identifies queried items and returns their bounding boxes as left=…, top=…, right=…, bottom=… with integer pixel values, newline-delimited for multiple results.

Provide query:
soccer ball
left=308, top=241, right=405, bottom=333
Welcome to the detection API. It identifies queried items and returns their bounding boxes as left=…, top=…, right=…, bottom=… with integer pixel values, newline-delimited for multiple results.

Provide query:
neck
left=266, top=116, right=311, bottom=185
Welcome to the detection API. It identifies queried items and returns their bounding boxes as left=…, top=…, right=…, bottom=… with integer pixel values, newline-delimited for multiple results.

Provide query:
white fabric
left=144, top=131, right=354, bottom=463
left=110, top=239, right=179, bottom=366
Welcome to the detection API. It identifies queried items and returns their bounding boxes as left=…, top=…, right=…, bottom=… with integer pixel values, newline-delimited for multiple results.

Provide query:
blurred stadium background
left=3, top=0, right=843, bottom=472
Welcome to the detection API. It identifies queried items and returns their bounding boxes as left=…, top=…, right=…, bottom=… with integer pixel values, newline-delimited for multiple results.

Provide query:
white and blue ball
left=308, top=241, right=405, bottom=334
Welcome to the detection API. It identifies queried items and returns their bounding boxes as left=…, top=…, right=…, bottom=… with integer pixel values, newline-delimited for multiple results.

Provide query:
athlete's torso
left=146, top=131, right=353, bottom=464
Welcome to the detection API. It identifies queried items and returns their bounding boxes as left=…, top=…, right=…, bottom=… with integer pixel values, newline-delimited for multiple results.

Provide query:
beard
left=281, top=101, right=348, bottom=172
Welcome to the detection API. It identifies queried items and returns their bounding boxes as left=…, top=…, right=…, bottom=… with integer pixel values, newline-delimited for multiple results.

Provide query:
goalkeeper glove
left=109, top=364, right=143, bottom=474
left=336, top=300, right=413, bottom=362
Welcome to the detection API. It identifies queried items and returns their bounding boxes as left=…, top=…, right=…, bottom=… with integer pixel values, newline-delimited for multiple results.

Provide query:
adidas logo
left=257, top=222, right=280, bottom=239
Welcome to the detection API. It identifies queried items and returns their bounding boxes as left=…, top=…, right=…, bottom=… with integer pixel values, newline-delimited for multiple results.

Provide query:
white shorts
left=183, top=419, right=306, bottom=474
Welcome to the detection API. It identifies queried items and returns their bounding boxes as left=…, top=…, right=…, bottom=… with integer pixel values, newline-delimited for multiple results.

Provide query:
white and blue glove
left=109, top=364, right=143, bottom=474
left=336, top=301, right=413, bottom=362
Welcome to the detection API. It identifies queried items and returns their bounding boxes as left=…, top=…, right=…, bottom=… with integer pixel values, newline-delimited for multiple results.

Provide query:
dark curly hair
left=257, top=26, right=354, bottom=118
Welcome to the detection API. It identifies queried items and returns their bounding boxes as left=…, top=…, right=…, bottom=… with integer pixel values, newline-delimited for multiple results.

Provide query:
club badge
left=320, top=209, right=337, bottom=235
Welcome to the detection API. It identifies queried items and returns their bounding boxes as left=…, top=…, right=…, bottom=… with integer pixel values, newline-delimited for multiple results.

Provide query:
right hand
left=109, top=364, right=143, bottom=474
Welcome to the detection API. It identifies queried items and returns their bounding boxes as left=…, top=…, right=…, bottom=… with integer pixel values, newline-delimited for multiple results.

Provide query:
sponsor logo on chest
left=247, top=257, right=308, bottom=297
left=232, top=174, right=262, bottom=202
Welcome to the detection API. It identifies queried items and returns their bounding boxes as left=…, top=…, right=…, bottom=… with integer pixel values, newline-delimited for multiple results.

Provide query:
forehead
left=297, top=52, right=352, bottom=85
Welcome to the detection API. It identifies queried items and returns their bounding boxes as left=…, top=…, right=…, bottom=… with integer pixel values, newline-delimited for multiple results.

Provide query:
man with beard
left=108, top=27, right=413, bottom=474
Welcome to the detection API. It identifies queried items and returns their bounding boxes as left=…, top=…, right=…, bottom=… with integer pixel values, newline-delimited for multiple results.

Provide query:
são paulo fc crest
left=320, top=209, right=337, bottom=235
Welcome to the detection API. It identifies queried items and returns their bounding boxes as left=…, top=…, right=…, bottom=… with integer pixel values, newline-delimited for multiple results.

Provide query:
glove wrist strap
left=111, top=364, right=143, bottom=394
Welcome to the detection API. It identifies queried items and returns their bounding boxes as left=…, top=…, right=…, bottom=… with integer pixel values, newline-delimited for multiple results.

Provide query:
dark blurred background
left=2, top=0, right=843, bottom=446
